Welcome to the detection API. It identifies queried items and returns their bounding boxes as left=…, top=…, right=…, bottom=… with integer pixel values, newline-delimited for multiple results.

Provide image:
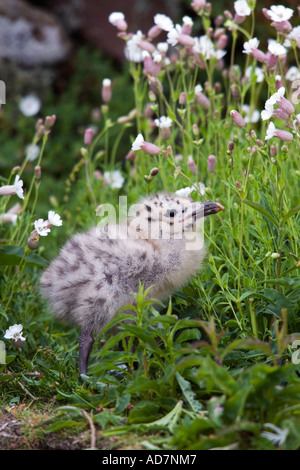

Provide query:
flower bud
left=228, top=140, right=234, bottom=151
left=192, top=124, right=199, bottom=136
left=188, top=156, right=197, bottom=175
left=27, top=231, right=40, bottom=250
left=150, top=167, right=159, bottom=177
left=207, top=154, right=216, bottom=172
left=179, top=92, right=186, bottom=105
left=101, top=78, right=112, bottom=103
left=84, top=128, right=94, bottom=146
left=230, top=110, right=246, bottom=128
left=34, top=165, right=41, bottom=181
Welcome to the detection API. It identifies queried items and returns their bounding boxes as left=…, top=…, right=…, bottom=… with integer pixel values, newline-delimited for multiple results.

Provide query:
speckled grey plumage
left=40, top=193, right=223, bottom=373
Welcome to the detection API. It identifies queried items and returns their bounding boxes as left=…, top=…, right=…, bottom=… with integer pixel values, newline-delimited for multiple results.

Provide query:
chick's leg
left=78, top=328, right=94, bottom=374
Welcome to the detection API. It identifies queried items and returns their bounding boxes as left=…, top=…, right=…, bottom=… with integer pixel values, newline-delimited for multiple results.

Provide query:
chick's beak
left=191, top=202, right=224, bottom=218
left=203, top=202, right=224, bottom=216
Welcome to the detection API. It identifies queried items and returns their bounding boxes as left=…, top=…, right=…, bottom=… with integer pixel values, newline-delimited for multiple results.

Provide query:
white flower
left=4, top=324, right=26, bottom=342
left=175, top=182, right=206, bottom=198
left=19, top=94, right=41, bottom=117
left=152, top=51, right=162, bottom=63
left=193, top=35, right=225, bottom=60
left=243, top=37, right=259, bottom=54
left=261, top=100, right=274, bottom=121
left=234, top=0, right=251, bottom=17
left=48, top=210, right=62, bottom=227
left=268, top=40, right=287, bottom=57
left=125, top=30, right=144, bottom=62
left=102, top=78, right=111, bottom=87
left=14, top=175, right=24, bottom=200
left=154, top=116, right=173, bottom=128
left=103, top=170, right=124, bottom=189
left=131, top=133, right=145, bottom=151
left=26, top=143, right=40, bottom=162
left=157, top=42, right=168, bottom=53
left=245, top=66, right=264, bottom=83
left=268, top=86, right=285, bottom=105
left=182, top=15, right=193, bottom=26
left=267, top=5, right=294, bottom=22
left=285, top=66, right=300, bottom=81
left=167, top=24, right=182, bottom=46
left=108, top=12, right=125, bottom=26
left=261, top=423, right=289, bottom=447
left=242, top=105, right=260, bottom=123
left=175, top=186, right=193, bottom=198
left=195, top=182, right=206, bottom=196
left=34, top=218, right=51, bottom=236
left=265, top=122, right=276, bottom=140
left=154, top=13, right=174, bottom=32
left=194, top=84, right=203, bottom=95
left=289, top=26, right=300, bottom=42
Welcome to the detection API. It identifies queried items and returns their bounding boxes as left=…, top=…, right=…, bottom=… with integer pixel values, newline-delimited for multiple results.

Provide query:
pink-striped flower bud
left=234, top=14, right=246, bottom=24
left=272, top=20, right=292, bottom=33
left=251, top=49, right=267, bottom=63
left=108, top=12, right=127, bottom=31
left=147, top=24, right=162, bottom=39
left=178, top=34, right=195, bottom=47
left=275, top=129, right=293, bottom=142
left=195, top=91, right=210, bottom=109
left=272, top=108, right=290, bottom=121
left=149, top=77, right=163, bottom=96
left=224, top=10, right=233, bottom=19
left=267, top=54, right=278, bottom=70
left=191, top=0, right=207, bottom=12
left=179, top=92, right=186, bottom=105
left=215, top=15, right=223, bottom=26
left=45, top=115, right=56, bottom=130
left=125, top=150, right=136, bottom=161
left=188, top=156, right=197, bottom=175
left=131, top=134, right=161, bottom=156
left=216, top=33, right=228, bottom=50
left=230, top=110, right=246, bottom=128
left=270, top=145, right=277, bottom=156
left=138, top=40, right=156, bottom=54
left=143, top=54, right=161, bottom=76
left=207, top=154, right=216, bottom=172
left=101, top=78, right=112, bottom=103
left=275, top=76, right=284, bottom=89
left=277, top=97, right=295, bottom=116
left=84, top=128, right=94, bottom=145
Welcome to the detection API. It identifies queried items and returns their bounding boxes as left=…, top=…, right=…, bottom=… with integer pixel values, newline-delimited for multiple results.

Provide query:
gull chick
left=40, top=193, right=223, bottom=374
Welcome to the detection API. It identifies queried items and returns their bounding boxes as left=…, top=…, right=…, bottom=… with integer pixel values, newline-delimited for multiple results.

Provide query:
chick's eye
left=167, top=209, right=176, bottom=217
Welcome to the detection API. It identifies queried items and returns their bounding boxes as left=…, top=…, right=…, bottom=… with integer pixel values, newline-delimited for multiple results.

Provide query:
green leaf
left=243, top=199, right=279, bottom=228
left=282, top=206, right=300, bottom=224
left=223, top=387, right=250, bottom=423
left=176, top=372, right=203, bottom=412
left=0, top=245, right=48, bottom=268
left=127, top=400, right=160, bottom=424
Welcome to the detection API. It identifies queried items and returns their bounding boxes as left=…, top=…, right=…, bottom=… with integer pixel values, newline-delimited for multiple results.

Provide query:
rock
left=0, top=0, right=71, bottom=67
